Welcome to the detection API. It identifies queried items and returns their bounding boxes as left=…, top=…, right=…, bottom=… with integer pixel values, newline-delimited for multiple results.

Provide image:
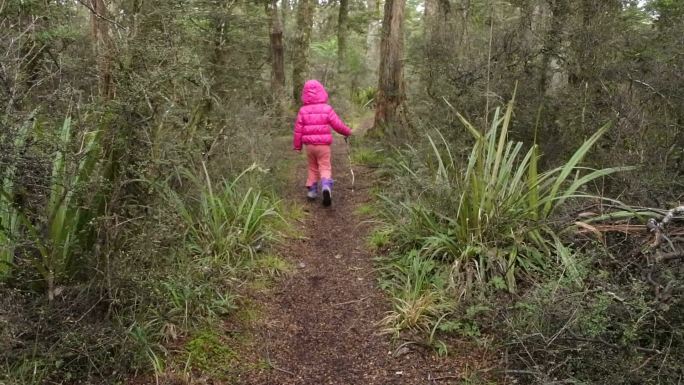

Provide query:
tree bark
left=373, top=0, right=409, bottom=136
left=292, top=0, right=314, bottom=103
left=337, top=0, right=349, bottom=73
left=89, top=0, right=114, bottom=99
left=268, top=0, right=286, bottom=94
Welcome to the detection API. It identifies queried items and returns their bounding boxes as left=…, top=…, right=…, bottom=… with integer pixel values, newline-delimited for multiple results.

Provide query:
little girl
left=293, top=80, right=352, bottom=207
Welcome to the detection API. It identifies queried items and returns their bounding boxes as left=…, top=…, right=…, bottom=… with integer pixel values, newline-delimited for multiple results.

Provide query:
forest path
left=237, top=136, right=463, bottom=385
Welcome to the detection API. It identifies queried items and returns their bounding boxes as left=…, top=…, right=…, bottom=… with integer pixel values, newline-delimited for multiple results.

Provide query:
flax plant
left=0, top=114, right=33, bottom=277
left=0, top=117, right=102, bottom=299
left=385, top=93, right=632, bottom=295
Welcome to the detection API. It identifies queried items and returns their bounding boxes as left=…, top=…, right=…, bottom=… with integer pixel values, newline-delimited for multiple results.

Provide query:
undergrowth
left=380, top=94, right=627, bottom=305
left=0, top=162, right=285, bottom=384
left=371, top=95, right=683, bottom=383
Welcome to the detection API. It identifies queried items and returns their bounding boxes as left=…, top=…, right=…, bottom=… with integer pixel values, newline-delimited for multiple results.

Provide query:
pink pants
left=305, top=145, right=332, bottom=187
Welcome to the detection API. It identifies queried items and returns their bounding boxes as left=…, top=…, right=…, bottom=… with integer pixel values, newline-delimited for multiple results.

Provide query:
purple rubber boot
left=306, top=184, right=318, bottom=200
left=321, top=178, right=333, bottom=207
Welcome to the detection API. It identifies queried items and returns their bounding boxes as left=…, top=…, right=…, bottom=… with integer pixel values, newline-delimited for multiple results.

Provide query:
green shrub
left=382, top=93, right=631, bottom=295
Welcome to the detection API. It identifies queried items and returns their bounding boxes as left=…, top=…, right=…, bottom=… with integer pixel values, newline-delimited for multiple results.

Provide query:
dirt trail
left=238, top=140, right=464, bottom=385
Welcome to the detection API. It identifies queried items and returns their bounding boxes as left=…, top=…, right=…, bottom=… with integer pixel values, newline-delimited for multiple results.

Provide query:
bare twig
left=392, top=340, right=420, bottom=357
left=561, top=335, right=663, bottom=354
left=630, top=78, right=672, bottom=107
left=345, top=136, right=355, bottom=192
left=333, top=296, right=368, bottom=307
left=272, top=365, right=296, bottom=376
left=647, top=205, right=684, bottom=248
left=428, top=373, right=462, bottom=381
left=264, top=330, right=297, bottom=377
left=75, top=0, right=124, bottom=29
left=74, top=296, right=104, bottom=323
left=655, top=251, right=684, bottom=262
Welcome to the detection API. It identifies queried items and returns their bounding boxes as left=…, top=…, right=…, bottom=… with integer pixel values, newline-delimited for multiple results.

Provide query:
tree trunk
left=423, top=0, right=450, bottom=98
left=292, top=0, right=314, bottom=103
left=337, top=0, right=349, bottom=73
left=540, top=0, right=568, bottom=96
left=268, top=0, right=286, bottom=94
left=89, top=0, right=114, bottom=99
left=373, top=0, right=409, bottom=136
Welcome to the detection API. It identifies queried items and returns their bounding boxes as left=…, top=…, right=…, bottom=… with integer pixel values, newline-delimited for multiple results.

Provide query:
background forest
left=1, top=0, right=682, bottom=384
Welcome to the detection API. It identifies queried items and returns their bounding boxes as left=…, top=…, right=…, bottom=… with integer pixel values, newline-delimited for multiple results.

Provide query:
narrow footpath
left=238, top=139, right=465, bottom=385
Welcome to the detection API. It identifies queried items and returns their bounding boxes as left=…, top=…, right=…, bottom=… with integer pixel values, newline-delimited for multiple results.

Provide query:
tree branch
left=76, top=0, right=123, bottom=29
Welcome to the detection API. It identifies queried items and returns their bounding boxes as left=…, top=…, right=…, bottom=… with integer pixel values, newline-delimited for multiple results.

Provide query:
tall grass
left=380, top=250, right=451, bottom=336
left=165, top=163, right=281, bottom=270
left=383, top=94, right=632, bottom=299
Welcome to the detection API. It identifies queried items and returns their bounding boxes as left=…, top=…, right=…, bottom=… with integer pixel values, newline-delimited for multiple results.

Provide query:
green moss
left=185, top=330, right=237, bottom=379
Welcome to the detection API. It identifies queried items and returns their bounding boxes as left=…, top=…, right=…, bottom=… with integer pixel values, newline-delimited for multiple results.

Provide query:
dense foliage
left=368, top=1, right=684, bottom=383
left=1, top=1, right=281, bottom=383
left=1, top=0, right=682, bottom=384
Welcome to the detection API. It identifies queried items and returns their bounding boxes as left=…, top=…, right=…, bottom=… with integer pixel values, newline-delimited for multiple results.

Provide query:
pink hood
left=301, top=80, right=329, bottom=105
left=293, top=80, right=351, bottom=150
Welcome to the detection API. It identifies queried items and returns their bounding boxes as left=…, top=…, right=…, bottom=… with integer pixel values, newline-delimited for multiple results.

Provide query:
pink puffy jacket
left=293, top=80, right=352, bottom=151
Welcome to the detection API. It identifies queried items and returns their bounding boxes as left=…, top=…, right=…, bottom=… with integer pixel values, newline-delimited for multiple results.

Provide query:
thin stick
left=345, top=137, right=355, bottom=192
left=333, top=296, right=368, bottom=307
left=265, top=330, right=297, bottom=376
left=273, top=366, right=297, bottom=376
left=428, top=373, right=462, bottom=381
left=76, top=0, right=124, bottom=28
